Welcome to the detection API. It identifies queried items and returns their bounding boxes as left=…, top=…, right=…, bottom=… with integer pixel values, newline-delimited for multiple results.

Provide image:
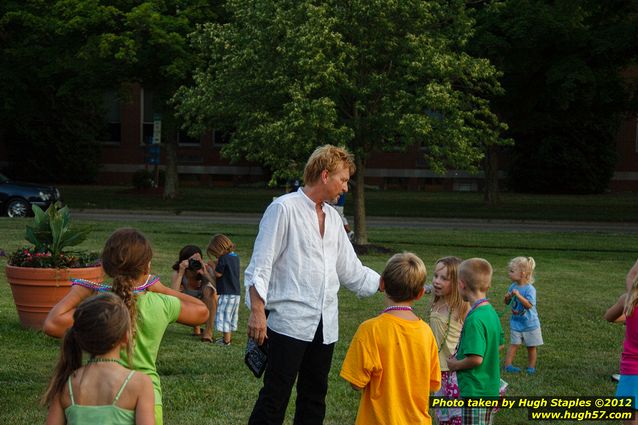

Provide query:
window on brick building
left=141, top=88, right=157, bottom=145
left=178, top=129, right=201, bottom=146
left=101, top=91, right=121, bottom=144
left=213, top=129, right=232, bottom=147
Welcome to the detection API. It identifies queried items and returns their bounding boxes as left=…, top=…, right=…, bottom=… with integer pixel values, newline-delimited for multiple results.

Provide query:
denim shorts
left=510, top=328, right=543, bottom=347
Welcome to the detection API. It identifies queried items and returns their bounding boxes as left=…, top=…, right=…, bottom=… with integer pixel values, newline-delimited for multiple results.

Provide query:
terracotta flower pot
left=4, top=265, right=104, bottom=330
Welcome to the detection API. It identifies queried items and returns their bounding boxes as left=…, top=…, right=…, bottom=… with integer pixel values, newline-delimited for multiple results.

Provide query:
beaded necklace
left=452, top=298, right=489, bottom=357
left=467, top=298, right=489, bottom=315
left=381, top=305, right=413, bottom=314
left=72, top=274, right=159, bottom=293
left=86, top=357, right=121, bottom=365
left=428, top=302, right=453, bottom=353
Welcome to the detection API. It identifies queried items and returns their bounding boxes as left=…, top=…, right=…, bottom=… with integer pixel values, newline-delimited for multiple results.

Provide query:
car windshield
left=0, top=173, right=8, bottom=184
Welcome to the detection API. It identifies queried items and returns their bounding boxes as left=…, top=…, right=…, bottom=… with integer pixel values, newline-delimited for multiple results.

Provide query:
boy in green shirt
left=447, top=258, right=504, bottom=425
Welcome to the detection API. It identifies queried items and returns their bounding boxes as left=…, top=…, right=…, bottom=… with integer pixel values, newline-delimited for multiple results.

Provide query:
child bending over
left=172, top=245, right=218, bottom=342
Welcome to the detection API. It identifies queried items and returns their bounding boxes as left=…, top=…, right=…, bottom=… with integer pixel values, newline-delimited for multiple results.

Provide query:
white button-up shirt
left=244, top=189, right=380, bottom=344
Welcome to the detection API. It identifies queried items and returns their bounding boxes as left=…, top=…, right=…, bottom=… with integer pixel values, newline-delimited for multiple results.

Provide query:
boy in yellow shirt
left=340, top=252, right=441, bottom=425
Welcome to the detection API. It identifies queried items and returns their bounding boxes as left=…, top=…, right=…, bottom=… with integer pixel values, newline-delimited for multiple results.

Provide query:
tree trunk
left=163, top=127, right=179, bottom=199
left=353, top=155, right=368, bottom=245
left=483, top=145, right=500, bottom=206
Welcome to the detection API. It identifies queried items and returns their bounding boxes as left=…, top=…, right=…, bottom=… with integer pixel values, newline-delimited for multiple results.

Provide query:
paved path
left=73, top=209, right=638, bottom=234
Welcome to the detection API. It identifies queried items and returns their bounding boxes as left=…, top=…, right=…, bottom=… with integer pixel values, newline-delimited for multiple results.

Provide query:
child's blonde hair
left=382, top=252, right=427, bottom=302
left=509, top=256, right=536, bottom=284
left=459, top=258, right=493, bottom=292
left=432, top=256, right=469, bottom=322
left=625, top=274, right=638, bottom=317
left=207, top=234, right=235, bottom=259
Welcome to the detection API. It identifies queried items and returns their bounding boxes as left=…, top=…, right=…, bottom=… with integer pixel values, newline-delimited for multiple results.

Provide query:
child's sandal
left=505, top=365, right=521, bottom=373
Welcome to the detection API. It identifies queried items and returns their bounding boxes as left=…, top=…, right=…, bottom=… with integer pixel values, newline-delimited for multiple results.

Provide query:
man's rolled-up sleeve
left=244, top=202, right=288, bottom=308
left=336, top=229, right=379, bottom=298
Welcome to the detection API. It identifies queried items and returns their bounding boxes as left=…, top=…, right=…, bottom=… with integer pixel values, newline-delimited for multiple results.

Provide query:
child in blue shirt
left=503, top=256, right=543, bottom=374
left=207, top=234, right=241, bottom=346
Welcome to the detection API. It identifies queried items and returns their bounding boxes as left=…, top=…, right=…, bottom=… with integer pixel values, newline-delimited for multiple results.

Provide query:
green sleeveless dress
left=64, top=370, right=136, bottom=424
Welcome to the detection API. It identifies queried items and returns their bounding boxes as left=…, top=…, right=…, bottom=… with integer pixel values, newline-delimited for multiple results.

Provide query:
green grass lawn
left=59, top=184, right=638, bottom=222
left=0, top=218, right=635, bottom=424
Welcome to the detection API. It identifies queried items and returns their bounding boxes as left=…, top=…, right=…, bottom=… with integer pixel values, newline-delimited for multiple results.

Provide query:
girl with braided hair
left=44, top=228, right=209, bottom=425
left=44, top=292, right=154, bottom=424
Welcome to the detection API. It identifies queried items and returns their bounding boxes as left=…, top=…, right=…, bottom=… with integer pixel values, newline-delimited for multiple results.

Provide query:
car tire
left=6, top=198, right=29, bottom=218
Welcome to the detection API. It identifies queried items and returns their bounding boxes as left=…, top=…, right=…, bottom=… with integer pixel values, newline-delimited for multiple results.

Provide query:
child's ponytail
left=111, top=274, right=139, bottom=345
left=42, top=327, right=83, bottom=406
left=101, top=227, right=153, bottom=353
left=42, top=293, right=131, bottom=407
left=527, top=257, right=536, bottom=284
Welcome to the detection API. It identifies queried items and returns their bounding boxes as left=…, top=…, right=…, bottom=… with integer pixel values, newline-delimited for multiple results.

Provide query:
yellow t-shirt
left=340, top=313, right=441, bottom=425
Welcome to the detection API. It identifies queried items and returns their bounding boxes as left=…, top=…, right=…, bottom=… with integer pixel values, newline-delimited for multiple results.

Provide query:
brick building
left=3, top=82, right=638, bottom=191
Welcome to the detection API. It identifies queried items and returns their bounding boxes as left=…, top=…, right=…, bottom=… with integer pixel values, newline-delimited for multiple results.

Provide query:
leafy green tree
left=1, top=0, right=221, bottom=192
left=177, top=0, right=507, bottom=244
left=87, top=0, right=222, bottom=198
left=469, top=0, right=638, bottom=193
left=0, top=0, right=107, bottom=183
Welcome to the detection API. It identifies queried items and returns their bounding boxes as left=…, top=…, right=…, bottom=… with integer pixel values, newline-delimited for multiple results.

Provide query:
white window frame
left=140, top=88, right=154, bottom=146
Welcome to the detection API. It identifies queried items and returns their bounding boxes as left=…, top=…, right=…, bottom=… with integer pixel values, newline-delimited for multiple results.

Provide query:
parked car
left=0, top=173, right=61, bottom=217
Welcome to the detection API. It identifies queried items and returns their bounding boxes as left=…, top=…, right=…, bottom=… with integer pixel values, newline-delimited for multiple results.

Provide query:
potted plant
left=4, top=201, right=102, bottom=329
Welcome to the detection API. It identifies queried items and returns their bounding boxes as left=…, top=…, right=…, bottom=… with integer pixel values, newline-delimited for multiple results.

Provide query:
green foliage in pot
left=8, top=202, right=100, bottom=268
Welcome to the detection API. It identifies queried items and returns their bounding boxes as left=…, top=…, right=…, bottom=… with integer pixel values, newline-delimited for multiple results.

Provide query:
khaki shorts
left=510, top=328, right=543, bottom=347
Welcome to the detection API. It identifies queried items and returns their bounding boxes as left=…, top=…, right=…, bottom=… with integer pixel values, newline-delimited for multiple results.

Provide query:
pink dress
left=621, top=311, right=638, bottom=375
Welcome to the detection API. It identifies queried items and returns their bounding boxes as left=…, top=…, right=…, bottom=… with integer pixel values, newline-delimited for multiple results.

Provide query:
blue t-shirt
left=215, top=252, right=240, bottom=295
left=508, top=282, right=540, bottom=332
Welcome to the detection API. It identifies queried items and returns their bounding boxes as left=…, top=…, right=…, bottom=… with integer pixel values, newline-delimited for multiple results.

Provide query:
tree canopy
left=469, top=0, right=638, bottom=193
left=0, top=0, right=108, bottom=182
left=0, top=0, right=220, bottom=187
left=177, top=0, right=508, bottom=244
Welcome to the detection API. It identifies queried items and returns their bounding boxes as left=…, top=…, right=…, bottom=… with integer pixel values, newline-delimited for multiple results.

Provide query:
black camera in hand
left=188, top=258, right=202, bottom=271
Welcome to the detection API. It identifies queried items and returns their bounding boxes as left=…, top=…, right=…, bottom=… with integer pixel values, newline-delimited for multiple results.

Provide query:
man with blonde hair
left=245, top=144, right=380, bottom=425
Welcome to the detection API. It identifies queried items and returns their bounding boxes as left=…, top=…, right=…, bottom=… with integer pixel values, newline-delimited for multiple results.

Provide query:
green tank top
left=64, top=370, right=136, bottom=425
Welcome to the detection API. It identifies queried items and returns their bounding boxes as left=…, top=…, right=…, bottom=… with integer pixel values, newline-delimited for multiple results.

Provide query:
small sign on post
left=152, top=113, right=162, bottom=144
left=146, top=145, right=160, bottom=165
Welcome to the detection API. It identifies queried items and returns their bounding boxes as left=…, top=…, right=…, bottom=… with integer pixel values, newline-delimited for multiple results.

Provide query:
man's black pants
left=248, top=321, right=335, bottom=425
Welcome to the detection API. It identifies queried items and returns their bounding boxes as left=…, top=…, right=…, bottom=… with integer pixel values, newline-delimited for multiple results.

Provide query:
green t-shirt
left=120, top=292, right=181, bottom=407
left=456, top=303, right=504, bottom=397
